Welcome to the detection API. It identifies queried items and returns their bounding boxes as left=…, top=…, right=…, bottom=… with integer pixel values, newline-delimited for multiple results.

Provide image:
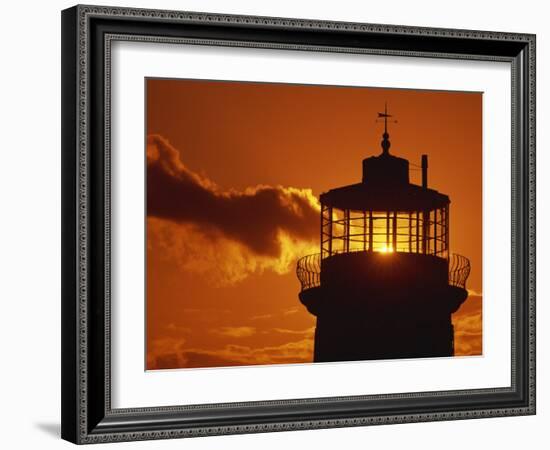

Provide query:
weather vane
left=375, top=103, right=398, bottom=154
left=375, top=103, right=398, bottom=132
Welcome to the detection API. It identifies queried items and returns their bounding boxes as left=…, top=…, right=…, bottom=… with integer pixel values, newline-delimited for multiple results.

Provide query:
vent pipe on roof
left=421, top=155, right=428, bottom=189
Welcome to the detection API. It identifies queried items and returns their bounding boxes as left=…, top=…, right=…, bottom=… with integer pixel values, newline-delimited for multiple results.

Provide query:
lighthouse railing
left=448, top=253, right=471, bottom=289
left=296, top=253, right=321, bottom=291
left=296, top=251, right=470, bottom=292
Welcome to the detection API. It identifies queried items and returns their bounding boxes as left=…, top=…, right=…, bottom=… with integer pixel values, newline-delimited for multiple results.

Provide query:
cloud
left=147, top=337, right=314, bottom=370
left=149, top=217, right=317, bottom=286
left=147, top=134, right=319, bottom=255
left=272, top=327, right=315, bottom=336
left=146, top=336, right=187, bottom=369
left=147, top=135, right=320, bottom=285
left=165, top=323, right=191, bottom=334
left=210, top=326, right=257, bottom=338
left=250, top=313, right=273, bottom=321
left=467, top=289, right=483, bottom=297
left=452, top=294, right=482, bottom=356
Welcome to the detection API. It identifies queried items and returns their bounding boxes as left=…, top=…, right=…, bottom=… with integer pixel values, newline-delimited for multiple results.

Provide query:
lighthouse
left=296, top=106, right=471, bottom=362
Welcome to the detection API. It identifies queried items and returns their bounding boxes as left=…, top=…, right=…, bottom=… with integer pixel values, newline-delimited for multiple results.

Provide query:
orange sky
left=146, top=78, right=482, bottom=370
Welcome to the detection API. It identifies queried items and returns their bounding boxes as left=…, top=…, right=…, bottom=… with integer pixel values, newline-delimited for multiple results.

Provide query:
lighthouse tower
left=296, top=107, right=471, bottom=362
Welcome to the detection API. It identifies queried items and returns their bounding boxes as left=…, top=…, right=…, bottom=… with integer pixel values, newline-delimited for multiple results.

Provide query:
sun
left=377, top=245, right=394, bottom=254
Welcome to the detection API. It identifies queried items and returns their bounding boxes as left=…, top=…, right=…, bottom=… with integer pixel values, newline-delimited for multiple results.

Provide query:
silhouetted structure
left=296, top=106, right=470, bottom=362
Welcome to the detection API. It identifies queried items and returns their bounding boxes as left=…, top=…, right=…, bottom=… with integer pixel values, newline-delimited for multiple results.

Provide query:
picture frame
left=61, top=4, right=536, bottom=444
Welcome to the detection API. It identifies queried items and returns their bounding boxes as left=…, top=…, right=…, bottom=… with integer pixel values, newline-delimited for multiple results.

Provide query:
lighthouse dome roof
left=320, top=180, right=449, bottom=212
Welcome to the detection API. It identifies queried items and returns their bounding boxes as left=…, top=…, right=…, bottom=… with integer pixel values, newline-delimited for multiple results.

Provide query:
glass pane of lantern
left=410, top=213, right=419, bottom=253
left=372, top=212, right=391, bottom=253
left=431, top=209, right=436, bottom=255
left=438, top=211, right=442, bottom=254
left=331, top=208, right=345, bottom=254
left=321, top=205, right=331, bottom=257
left=349, top=210, right=365, bottom=252
left=431, top=209, right=437, bottom=255
left=396, top=213, right=410, bottom=252
left=438, top=208, right=447, bottom=257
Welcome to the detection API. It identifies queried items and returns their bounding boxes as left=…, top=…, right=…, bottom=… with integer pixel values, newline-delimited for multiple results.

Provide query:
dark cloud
left=147, top=134, right=320, bottom=258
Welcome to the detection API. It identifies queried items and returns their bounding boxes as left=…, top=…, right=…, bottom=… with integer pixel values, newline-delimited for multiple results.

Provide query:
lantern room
left=320, top=117, right=450, bottom=261
left=296, top=106, right=471, bottom=362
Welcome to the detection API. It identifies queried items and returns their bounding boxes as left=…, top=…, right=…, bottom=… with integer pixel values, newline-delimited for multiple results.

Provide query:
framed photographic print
left=61, top=5, right=536, bottom=444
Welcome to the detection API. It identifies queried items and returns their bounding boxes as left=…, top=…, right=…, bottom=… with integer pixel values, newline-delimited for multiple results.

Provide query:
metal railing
left=448, top=253, right=471, bottom=289
left=296, top=252, right=470, bottom=292
left=296, top=253, right=321, bottom=291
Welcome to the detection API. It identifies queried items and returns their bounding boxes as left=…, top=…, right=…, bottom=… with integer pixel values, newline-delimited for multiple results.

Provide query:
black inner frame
left=61, top=6, right=533, bottom=443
